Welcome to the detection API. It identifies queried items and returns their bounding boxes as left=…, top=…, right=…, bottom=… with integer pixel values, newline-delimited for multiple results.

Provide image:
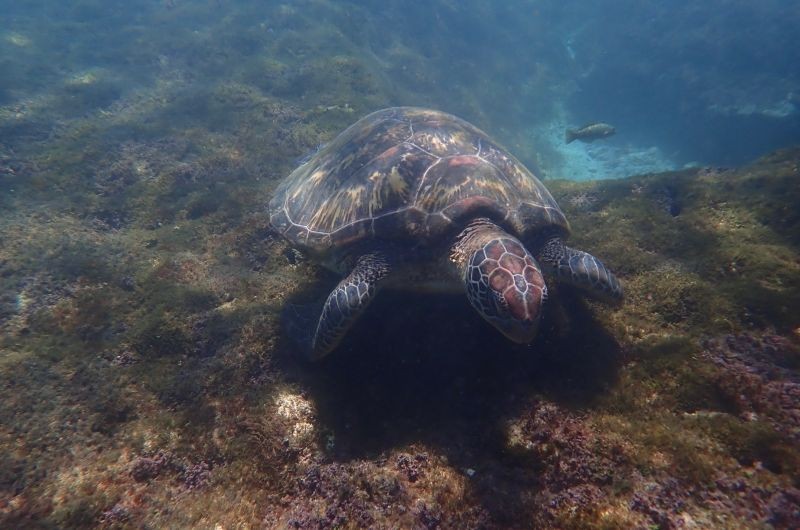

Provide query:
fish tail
left=565, top=129, right=576, bottom=144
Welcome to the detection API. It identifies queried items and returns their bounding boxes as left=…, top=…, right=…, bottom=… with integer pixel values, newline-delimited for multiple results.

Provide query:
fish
left=565, top=122, right=616, bottom=144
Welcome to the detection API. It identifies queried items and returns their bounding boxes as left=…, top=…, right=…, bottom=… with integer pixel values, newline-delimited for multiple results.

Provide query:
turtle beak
left=490, top=283, right=544, bottom=343
left=465, top=237, right=547, bottom=344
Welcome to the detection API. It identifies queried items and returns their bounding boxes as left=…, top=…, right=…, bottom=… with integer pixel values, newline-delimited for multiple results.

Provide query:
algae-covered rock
left=3, top=142, right=798, bottom=529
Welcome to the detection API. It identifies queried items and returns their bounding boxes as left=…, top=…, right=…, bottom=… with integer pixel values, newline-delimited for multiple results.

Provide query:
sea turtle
left=269, top=107, right=622, bottom=359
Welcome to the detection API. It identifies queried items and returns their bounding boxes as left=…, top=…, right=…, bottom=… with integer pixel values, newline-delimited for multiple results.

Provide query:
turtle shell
left=269, top=107, right=568, bottom=255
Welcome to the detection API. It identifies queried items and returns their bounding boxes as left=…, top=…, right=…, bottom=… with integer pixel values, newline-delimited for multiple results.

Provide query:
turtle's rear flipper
left=538, top=237, right=623, bottom=305
left=309, top=252, right=391, bottom=360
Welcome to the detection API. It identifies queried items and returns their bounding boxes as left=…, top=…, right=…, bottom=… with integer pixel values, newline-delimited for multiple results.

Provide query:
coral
left=98, top=503, right=130, bottom=526
left=540, top=484, right=606, bottom=528
left=505, top=400, right=615, bottom=490
left=108, top=348, right=139, bottom=366
left=282, top=462, right=395, bottom=529
left=180, top=462, right=212, bottom=491
left=130, top=451, right=174, bottom=482
left=703, top=333, right=800, bottom=443
left=129, top=450, right=214, bottom=492
left=766, top=488, right=800, bottom=529
left=710, top=477, right=800, bottom=528
left=623, top=471, right=800, bottom=530
left=395, top=452, right=429, bottom=483
left=504, top=399, right=628, bottom=527
left=566, top=190, right=599, bottom=211
left=629, top=477, right=689, bottom=529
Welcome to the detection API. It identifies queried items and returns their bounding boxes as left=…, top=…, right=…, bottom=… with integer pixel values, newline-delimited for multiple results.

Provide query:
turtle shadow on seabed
left=275, top=283, right=623, bottom=520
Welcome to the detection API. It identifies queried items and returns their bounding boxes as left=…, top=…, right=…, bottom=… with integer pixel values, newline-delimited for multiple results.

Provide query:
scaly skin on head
left=450, top=218, right=547, bottom=343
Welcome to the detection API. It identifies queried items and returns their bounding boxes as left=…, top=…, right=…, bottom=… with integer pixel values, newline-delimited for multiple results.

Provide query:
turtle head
left=463, top=235, right=547, bottom=344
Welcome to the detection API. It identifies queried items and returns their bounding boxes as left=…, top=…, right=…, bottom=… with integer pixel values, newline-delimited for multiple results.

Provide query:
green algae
left=3, top=142, right=800, bottom=527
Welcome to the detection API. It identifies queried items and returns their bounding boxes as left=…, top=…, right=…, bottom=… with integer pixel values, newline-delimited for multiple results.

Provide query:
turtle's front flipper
left=538, top=237, right=623, bottom=304
left=310, top=253, right=390, bottom=359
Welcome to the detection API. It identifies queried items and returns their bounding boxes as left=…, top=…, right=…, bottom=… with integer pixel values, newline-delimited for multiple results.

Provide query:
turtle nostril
left=513, top=274, right=528, bottom=293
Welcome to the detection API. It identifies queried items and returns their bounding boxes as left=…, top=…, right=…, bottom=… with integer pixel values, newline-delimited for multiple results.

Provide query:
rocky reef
left=2, top=117, right=799, bottom=526
left=1, top=2, right=799, bottom=529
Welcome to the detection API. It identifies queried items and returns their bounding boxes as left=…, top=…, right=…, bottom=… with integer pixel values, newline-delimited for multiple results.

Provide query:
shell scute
left=269, top=107, right=568, bottom=254
left=408, top=123, right=476, bottom=158
left=416, top=156, right=513, bottom=214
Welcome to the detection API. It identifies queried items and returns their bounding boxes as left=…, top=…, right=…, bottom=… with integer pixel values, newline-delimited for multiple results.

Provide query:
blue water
left=1, top=0, right=798, bottom=180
